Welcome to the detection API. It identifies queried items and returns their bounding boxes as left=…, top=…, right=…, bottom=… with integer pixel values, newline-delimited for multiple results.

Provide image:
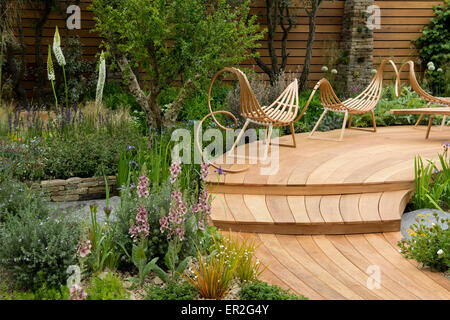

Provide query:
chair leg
left=229, top=119, right=250, bottom=153
left=266, top=124, right=273, bottom=146
left=426, top=115, right=434, bottom=139
left=415, top=102, right=431, bottom=127
left=309, top=109, right=328, bottom=138
left=441, top=115, right=447, bottom=131
left=348, top=115, right=353, bottom=129
left=371, top=110, right=377, bottom=133
left=339, top=111, right=349, bottom=141
left=290, top=123, right=296, bottom=148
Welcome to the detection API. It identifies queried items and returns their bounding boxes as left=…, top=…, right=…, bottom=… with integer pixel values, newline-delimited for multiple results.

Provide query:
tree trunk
left=298, top=3, right=319, bottom=92
left=34, top=1, right=52, bottom=102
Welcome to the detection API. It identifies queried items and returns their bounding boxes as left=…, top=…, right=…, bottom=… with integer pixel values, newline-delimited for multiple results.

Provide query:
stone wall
left=337, top=0, right=374, bottom=97
left=33, top=176, right=118, bottom=202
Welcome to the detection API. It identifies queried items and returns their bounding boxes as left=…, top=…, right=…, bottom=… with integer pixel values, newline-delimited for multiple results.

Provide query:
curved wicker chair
left=396, top=60, right=449, bottom=130
left=195, top=67, right=316, bottom=173
left=308, top=59, right=399, bottom=141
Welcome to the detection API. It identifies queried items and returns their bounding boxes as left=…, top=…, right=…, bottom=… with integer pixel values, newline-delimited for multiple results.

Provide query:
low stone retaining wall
left=33, top=176, right=118, bottom=202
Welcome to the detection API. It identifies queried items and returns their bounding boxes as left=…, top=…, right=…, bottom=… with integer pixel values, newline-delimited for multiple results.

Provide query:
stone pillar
left=337, top=0, right=374, bottom=98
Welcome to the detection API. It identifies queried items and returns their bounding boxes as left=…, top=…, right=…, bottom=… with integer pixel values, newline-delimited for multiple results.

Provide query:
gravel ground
left=49, top=196, right=121, bottom=223
left=400, top=208, right=449, bottom=240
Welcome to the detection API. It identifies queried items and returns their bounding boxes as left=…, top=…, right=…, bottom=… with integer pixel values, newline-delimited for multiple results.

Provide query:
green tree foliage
left=90, top=0, right=264, bottom=129
left=414, top=1, right=449, bottom=66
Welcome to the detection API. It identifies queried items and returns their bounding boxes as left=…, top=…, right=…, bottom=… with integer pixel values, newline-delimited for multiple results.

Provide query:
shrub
left=0, top=178, right=50, bottom=223
left=0, top=282, right=70, bottom=300
left=0, top=207, right=81, bottom=289
left=146, top=281, right=197, bottom=300
left=55, top=37, right=97, bottom=104
left=0, top=138, right=46, bottom=181
left=0, top=109, right=144, bottom=181
left=103, top=82, right=141, bottom=112
left=239, top=281, right=307, bottom=300
left=413, top=1, right=449, bottom=95
left=398, top=212, right=449, bottom=272
left=86, top=272, right=129, bottom=300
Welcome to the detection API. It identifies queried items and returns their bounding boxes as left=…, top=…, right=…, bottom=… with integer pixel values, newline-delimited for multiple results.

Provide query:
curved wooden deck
left=235, top=232, right=450, bottom=300
left=209, top=126, right=449, bottom=234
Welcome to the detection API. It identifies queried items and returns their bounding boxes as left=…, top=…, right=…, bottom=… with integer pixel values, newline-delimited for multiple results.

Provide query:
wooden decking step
left=211, top=189, right=413, bottom=235
left=207, top=126, right=448, bottom=235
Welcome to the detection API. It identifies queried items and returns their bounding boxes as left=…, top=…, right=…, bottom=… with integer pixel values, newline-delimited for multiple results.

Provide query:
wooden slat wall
left=17, top=0, right=442, bottom=92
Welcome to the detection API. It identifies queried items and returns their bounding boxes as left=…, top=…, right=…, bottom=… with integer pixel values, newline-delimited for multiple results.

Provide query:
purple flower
left=129, top=160, right=139, bottom=169
left=214, top=166, right=225, bottom=175
left=127, top=145, right=135, bottom=151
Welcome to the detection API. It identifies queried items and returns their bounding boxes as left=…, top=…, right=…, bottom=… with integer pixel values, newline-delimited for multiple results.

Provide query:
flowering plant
left=398, top=212, right=449, bottom=272
left=152, top=160, right=191, bottom=282
left=125, top=174, right=158, bottom=286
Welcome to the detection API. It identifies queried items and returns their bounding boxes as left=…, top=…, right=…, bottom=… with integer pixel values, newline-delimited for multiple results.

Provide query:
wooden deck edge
left=209, top=182, right=414, bottom=196
left=212, top=219, right=401, bottom=235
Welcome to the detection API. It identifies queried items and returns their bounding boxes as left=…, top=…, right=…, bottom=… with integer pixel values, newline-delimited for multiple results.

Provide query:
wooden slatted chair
left=195, top=67, right=316, bottom=173
left=396, top=60, right=449, bottom=130
left=308, top=59, right=399, bottom=141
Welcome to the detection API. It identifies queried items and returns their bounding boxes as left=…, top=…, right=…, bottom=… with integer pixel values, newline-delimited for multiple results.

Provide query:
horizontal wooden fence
left=16, top=0, right=442, bottom=93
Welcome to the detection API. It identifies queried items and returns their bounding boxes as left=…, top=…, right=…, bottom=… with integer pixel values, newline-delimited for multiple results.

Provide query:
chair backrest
left=208, top=67, right=301, bottom=125
left=397, top=61, right=450, bottom=106
left=207, top=67, right=264, bottom=129
left=349, top=59, right=398, bottom=111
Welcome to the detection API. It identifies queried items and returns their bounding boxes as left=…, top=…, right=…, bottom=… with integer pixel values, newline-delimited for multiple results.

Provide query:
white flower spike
left=47, top=44, right=55, bottom=81
left=96, top=51, right=106, bottom=110
left=53, top=26, right=66, bottom=66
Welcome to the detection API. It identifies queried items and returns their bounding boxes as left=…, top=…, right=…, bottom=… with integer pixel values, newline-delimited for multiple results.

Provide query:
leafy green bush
left=103, top=82, right=141, bottom=111
left=0, top=138, right=46, bottom=181
left=239, top=281, right=307, bottom=300
left=55, top=37, right=96, bottom=104
left=146, top=281, right=197, bottom=300
left=0, top=179, right=50, bottom=223
left=0, top=207, right=81, bottom=289
left=86, top=272, right=129, bottom=300
left=294, top=89, right=344, bottom=133
left=0, top=282, right=70, bottom=300
left=413, top=1, right=450, bottom=95
left=398, top=212, right=449, bottom=272
left=0, top=114, right=144, bottom=181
